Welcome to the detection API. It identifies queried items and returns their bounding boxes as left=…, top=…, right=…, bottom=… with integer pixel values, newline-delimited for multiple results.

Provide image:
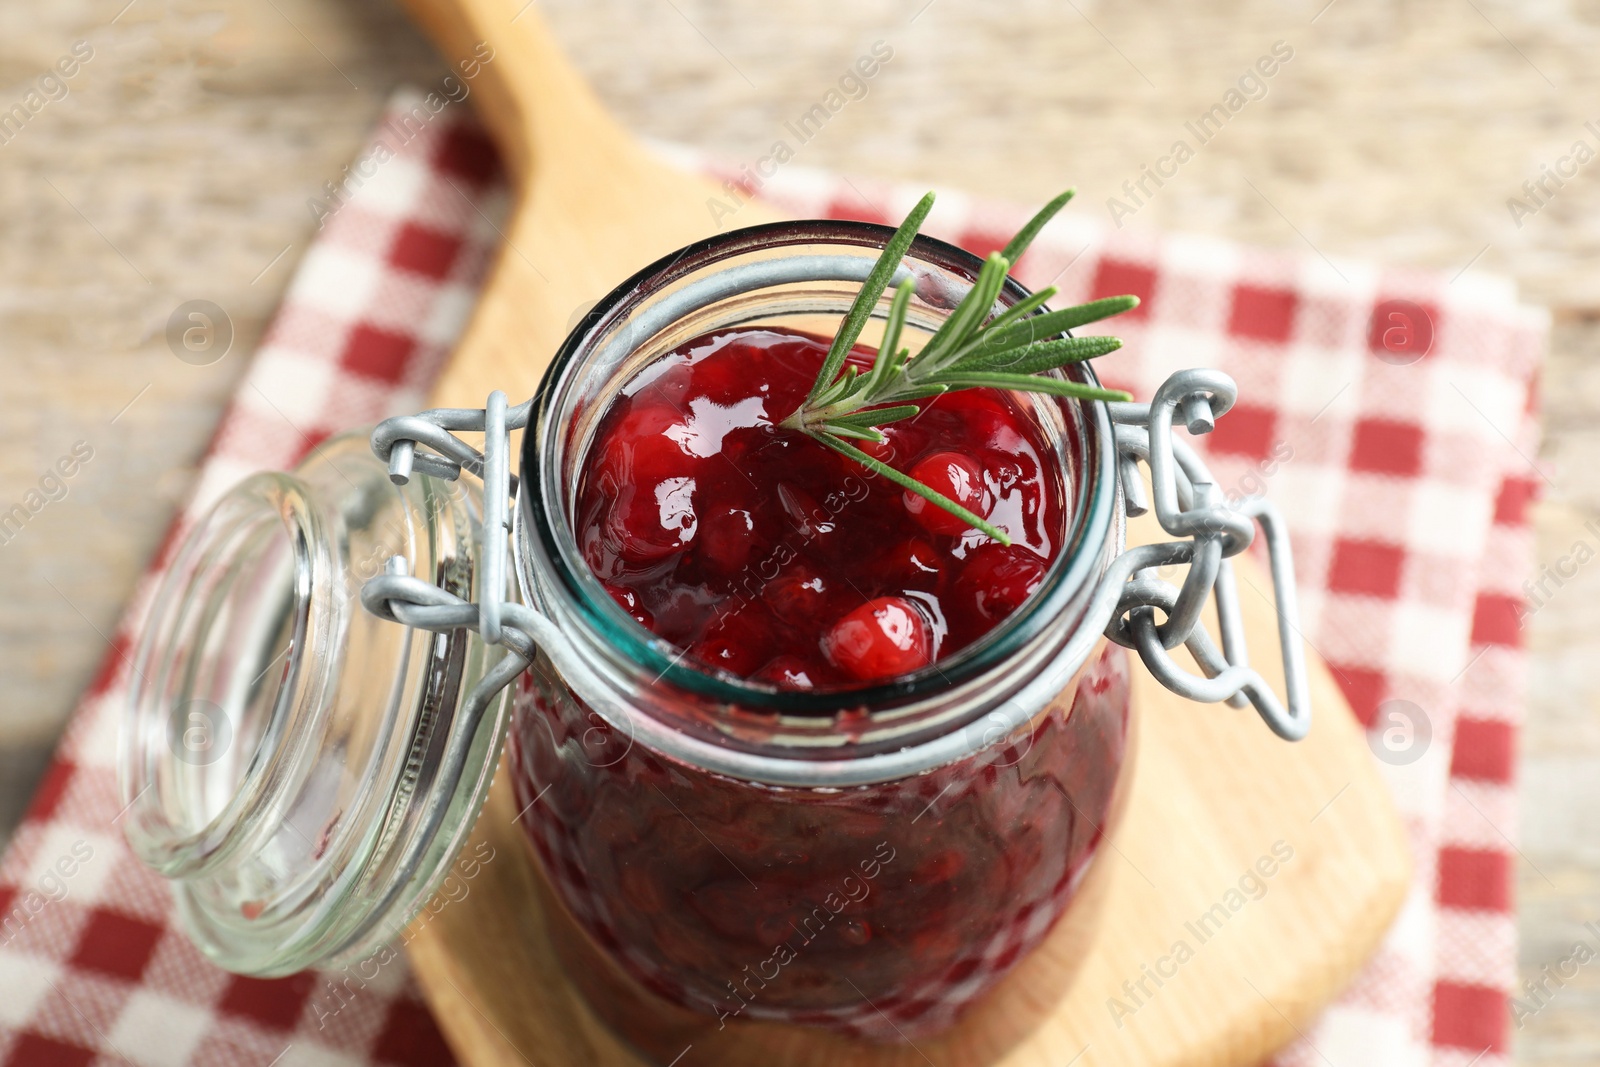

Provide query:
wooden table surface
left=2, top=1, right=1596, bottom=1061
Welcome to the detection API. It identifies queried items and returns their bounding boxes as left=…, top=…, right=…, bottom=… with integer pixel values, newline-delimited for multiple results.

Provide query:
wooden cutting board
left=394, top=2, right=1411, bottom=1064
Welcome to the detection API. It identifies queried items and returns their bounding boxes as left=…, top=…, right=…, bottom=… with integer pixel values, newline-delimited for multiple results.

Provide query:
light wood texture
left=404, top=548, right=1407, bottom=1067
left=5, top=0, right=1596, bottom=1061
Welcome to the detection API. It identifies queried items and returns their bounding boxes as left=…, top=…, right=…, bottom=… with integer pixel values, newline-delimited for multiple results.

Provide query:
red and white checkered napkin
left=0, top=89, right=1545, bottom=1067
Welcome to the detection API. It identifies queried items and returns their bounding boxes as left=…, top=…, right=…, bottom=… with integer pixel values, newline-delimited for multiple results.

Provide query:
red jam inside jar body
left=509, top=326, right=1132, bottom=1040
left=511, top=647, right=1129, bottom=1042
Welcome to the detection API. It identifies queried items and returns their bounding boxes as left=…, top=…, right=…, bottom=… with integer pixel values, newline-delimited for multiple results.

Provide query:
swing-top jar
left=119, top=220, right=1308, bottom=1057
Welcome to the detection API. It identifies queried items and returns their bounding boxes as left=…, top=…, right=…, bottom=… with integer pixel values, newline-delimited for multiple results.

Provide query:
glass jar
left=119, top=219, right=1307, bottom=1056
left=508, top=222, right=1132, bottom=1045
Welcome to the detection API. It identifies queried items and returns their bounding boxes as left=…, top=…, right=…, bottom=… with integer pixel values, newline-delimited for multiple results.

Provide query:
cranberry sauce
left=574, top=326, right=1066, bottom=688
left=509, top=643, right=1131, bottom=1041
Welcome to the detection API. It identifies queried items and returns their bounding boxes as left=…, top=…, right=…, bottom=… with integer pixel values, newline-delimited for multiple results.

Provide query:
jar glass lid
left=118, top=433, right=511, bottom=975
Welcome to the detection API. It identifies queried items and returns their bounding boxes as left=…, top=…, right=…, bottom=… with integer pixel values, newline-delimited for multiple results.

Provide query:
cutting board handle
left=396, top=0, right=771, bottom=409
left=397, top=0, right=634, bottom=184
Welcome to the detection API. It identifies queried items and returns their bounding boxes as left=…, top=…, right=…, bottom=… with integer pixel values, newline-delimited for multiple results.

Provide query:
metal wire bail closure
left=366, top=391, right=539, bottom=740
left=1104, top=370, right=1310, bottom=741
left=364, top=368, right=1311, bottom=746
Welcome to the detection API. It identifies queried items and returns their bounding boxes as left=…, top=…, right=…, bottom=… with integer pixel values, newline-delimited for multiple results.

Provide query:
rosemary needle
left=781, top=190, right=1139, bottom=545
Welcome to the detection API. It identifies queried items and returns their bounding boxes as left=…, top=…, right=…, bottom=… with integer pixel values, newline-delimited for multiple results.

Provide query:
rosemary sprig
left=780, top=189, right=1139, bottom=545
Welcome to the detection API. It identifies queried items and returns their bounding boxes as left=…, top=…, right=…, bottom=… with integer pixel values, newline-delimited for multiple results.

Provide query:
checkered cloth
left=0, top=89, right=1544, bottom=1066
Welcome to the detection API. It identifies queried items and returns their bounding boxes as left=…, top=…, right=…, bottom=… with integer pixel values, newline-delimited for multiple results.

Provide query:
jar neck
left=515, top=221, right=1122, bottom=786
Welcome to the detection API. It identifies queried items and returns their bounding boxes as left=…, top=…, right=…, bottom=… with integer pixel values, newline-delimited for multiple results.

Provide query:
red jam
left=574, top=327, right=1066, bottom=687
left=509, top=324, right=1132, bottom=1044
left=510, top=645, right=1130, bottom=1042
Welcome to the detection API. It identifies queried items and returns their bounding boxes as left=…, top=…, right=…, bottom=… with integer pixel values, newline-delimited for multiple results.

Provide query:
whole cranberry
left=822, top=597, right=933, bottom=681
left=602, top=477, right=698, bottom=564
left=902, top=451, right=989, bottom=536
left=603, top=584, right=654, bottom=629
left=762, top=564, right=834, bottom=626
left=597, top=401, right=701, bottom=486
left=955, top=544, right=1048, bottom=624
left=691, top=606, right=772, bottom=677
left=878, top=538, right=944, bottom=591
left=696, top=504, right=757, bottom=577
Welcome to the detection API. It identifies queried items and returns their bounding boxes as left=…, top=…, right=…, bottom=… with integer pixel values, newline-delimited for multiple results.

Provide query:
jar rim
left=520, top=218, right=1120, bottom=715
left=121, top=470, right=330, bottom=875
